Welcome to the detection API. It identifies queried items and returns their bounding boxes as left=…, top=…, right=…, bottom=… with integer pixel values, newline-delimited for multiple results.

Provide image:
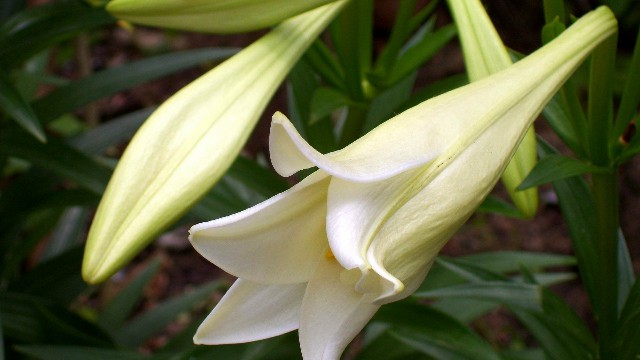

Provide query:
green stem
left=339, top=106, right=368, bottom=147
left=588, top=34, right=617, bottom=164
left=586, top=29, right=619, bottom=360
left=592, top=171, right=619, bottom=359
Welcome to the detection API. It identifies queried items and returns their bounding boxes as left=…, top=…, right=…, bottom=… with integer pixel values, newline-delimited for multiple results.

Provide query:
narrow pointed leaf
left=385, top=24, right=457, bottom=86
left=33, top=48, right=237, bottom=124
left=14, top=346, right=150, bottom=360
left=376, top=302, right=501, bottom=360
left=417, top=282, right=542, bottom=311
left=0, top=1, right=113, bottom=67
left=517, top=154, right=609, bottom=190
left=0, top=129, right=111, bottom=194
left=115, top=281, right=220, bottom=347
left=0, top=72, right=45, bottom=142
left=98, top=258, right=162, bottom=333
left=614, top=276, right=640, bottom=360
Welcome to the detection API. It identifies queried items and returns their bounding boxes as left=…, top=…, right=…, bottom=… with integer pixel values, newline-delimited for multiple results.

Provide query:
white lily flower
left=190, top=7, right=616, bottom=360
left=448, top=0, right=539, bottom=217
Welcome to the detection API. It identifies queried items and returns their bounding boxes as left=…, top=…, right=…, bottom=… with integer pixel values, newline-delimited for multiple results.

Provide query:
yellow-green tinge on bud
left=106, top=0, right=339, bottom=33
left=82, top=1, right=348, bottom=284
left=448, top=0, right=539, bottom=218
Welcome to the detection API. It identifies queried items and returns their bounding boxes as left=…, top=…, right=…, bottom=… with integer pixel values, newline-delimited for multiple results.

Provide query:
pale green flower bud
left=82, top=1, right=347, bottom=284
left=107, top=0, right=339, bottom=33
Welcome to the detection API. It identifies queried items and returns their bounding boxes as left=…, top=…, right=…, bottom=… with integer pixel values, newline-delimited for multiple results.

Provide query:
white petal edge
left=324, top=171, right=416, bottom=272
left=299, top=253, right=380, bottom=360
left=269, top=111, right=440, bottom=182
left=189, top=171, right=329, bottom=284
left=194, top=279, right=306, bottom=344
left=269, top=9, right=616, bottom=184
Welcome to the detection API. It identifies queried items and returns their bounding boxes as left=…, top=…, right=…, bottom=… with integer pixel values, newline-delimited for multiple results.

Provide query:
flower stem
left=591, top=171, right=619, bottom=359
left=339, top=106, right=368, bottom=147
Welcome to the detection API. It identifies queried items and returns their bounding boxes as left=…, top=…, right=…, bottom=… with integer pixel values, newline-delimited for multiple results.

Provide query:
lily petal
left=270, top=8, right=615, bottom=187
left=366, top=35, right=609, bottom=300
left=190, top=172, right=330, bottom=284
left=194, top=279, right=306, bottom=344
left=324, top=172, right=414, bottom=272
left=270, top=111, right=441, bottom=182
left=299, top=253, right=380, bottom=360
left=448, top=0, right=538, bottom=217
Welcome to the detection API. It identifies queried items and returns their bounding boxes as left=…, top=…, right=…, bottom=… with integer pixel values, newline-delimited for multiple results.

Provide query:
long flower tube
left=448, top=0, right=539, bottom=218
left=189, top=7, right=616, bottom=360
left=106, top=0, right=339, bottom=33
left=82, top=1, right=347, bottom=284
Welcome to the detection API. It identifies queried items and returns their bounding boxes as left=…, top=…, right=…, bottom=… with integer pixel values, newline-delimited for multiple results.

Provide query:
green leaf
left=288, top=59, right=337, bottom=153
left=541, top=19, right=566, bottom=44
left=0, top=1, right=114, bottom=67
left=538, top=140, right=599, bottom=304
left=543, top=0, right=565, bottom=24
left=303, top=40, right=345, bottom=91
left=541, top=92, right=580, bottom=153
left=114, top=281, right=220, bottom=347
left=98, top=258, right=162, bottom=333
left=460, top=251, right=575, bottom=274
left=69, top=107, right=154, bottom=155
left=430, top=298, right=497, bottom=323
left=355, top=330, right=429, bottom=360
left=0, top=309, right=5, bottom=360
left=8, top=246, right=86, bottom=305
left=500, top=348, right=545, bottom=360
left=402, top=73, right=468, bottom=111
left=376, top=302, right=501, bottom=360
left=433, top=256, right=510, bottom=283
left=511, top=289, right=596, bottom=360
left=363, top=73, right=416, bottom=133
left=33, top=48, right=238, bottom=123
left=617, top=230, right=635, bottom=314
left=0, top=72, right=45, bottom=142
left=227, top=156, right=289, bottom=199
left=385, top=23, right=457, bottom=86
left=371, top=0, right=421, bottom=77
left=42, top=206, right=90, bottom=260
left=0, top=0, right=24, bottom=22
left=517, top=154, right=609, bottom=190
left=416, top=282, right=541, bottom=311
left=329, top=0, right=372, bottom=100
left=309, top=87, right=352, bottom=124
left=0, top=129, right=111, bottom=194
left=1, top=209, right=66, bottom=282
left=612, top=24, right=640, bottom=157
left=14, top=346, right=150, bottom=360
left=477, top=195, right=524, bottom=218
left=614, top=276, right=640, bottom=359
left=0, top=291, right=113, bottom=346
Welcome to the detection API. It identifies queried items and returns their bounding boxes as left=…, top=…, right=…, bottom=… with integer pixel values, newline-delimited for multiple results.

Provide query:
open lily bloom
left=190, top=7, right=616, bottom=360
